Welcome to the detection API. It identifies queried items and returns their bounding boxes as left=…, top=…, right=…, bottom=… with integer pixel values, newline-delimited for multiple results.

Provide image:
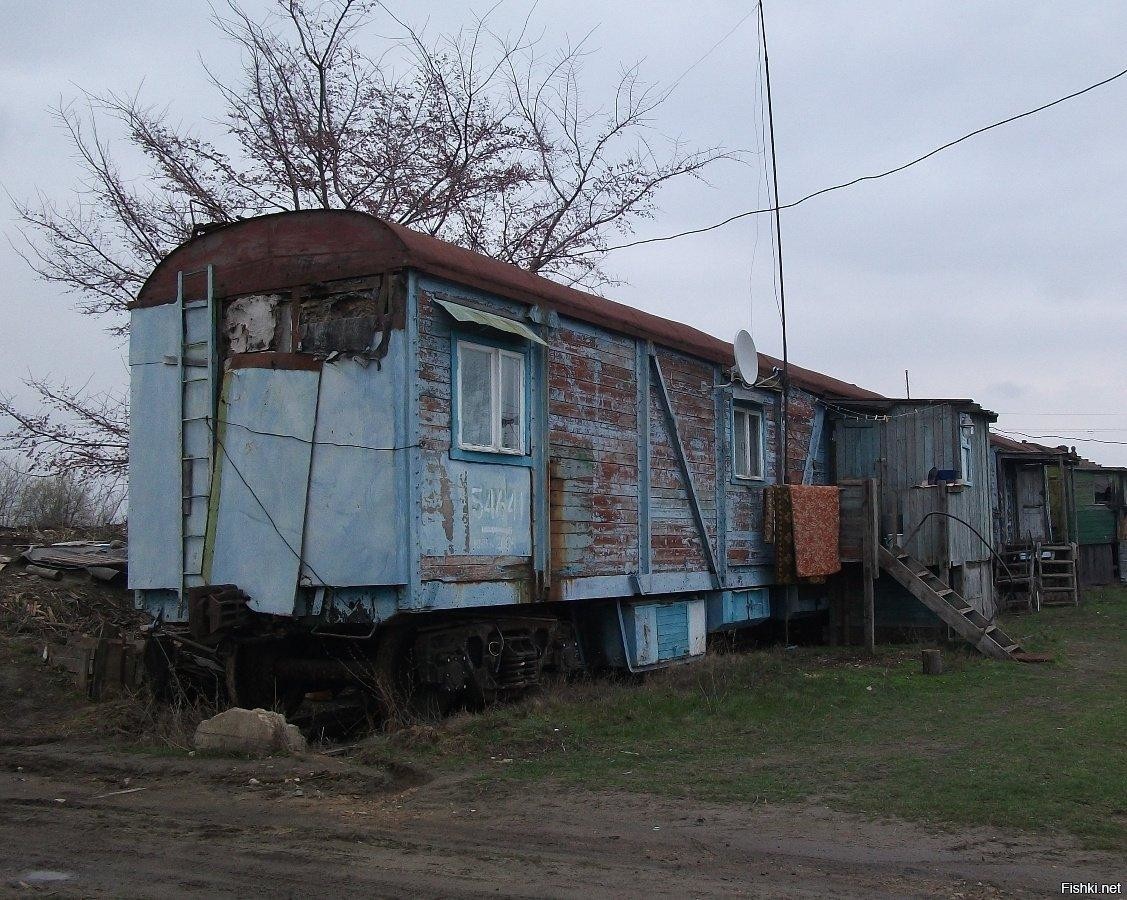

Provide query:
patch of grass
left=381, top=589, right=1127, bottom=849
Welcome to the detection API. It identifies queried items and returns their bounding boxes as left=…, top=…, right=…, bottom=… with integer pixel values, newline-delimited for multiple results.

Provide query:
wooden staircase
left=878, top=545, right=1024, bottom=661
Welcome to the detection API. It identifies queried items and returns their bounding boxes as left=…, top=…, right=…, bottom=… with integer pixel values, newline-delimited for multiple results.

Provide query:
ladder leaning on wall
left=994, top=540, right=1079, bottom=611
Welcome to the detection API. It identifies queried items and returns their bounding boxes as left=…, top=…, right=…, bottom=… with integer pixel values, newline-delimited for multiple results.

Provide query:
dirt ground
left=0, top=708, right=1122, bottom=898
left=0, top=555, right=1122, bottom=898
left=1, top=746, right=1122, bottom=899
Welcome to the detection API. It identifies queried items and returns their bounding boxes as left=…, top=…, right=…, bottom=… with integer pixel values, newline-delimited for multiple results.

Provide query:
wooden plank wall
left=882, top=405, right=993, bottom=567
left=835, top=421, right=879, bottom=483
left=944, top=414, right=994, bottom=566
left=416, top=289, right=465, bottom=583
left=1073, top=470, right=1118, bottom=545
left=648, top=347, right=715, bottom=573
left=724, top=391, right=776, bottom=568
left=838, top=480, right=866, bottom=563
left=415, top=288, right=799, bottom=587
left=548, top=321, right=640, bottom=577
left=784, top=388, right=819, bottom=485
left=415, top=288, right=537, bottom=584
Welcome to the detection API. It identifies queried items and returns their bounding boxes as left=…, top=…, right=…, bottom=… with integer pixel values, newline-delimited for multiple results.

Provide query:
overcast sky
left=1, top=1, right=1124, bottom=464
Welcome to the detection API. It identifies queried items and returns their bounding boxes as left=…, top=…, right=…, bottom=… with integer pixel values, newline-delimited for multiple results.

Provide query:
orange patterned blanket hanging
left=765, top=484, right=841, bottom=581
left=790, top=485, right=842, bottom=578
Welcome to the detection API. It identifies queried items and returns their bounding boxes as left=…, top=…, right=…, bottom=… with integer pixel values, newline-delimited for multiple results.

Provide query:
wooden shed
left=1065, top=465, right=1127, bottom=586
left=989, top=435, right=1080, bottom=608
left=990, top=435, right=1076, bottom=545
left=831, top=399, right=1000, bottom=624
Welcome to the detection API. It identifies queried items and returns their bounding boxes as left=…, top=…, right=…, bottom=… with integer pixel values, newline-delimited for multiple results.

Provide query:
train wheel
left=370, top=625, right=455, bottom=722
left=370, top=625, right=415, bottom=721
left=224, top=641, right=304, bottom=716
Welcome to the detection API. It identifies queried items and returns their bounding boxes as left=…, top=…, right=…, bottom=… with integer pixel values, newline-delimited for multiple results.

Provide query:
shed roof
left=133, top=210, right=882, bottom=401
left=989, top=433, right=1068, bottom=456
left=830, top=397, right=999, bottom=421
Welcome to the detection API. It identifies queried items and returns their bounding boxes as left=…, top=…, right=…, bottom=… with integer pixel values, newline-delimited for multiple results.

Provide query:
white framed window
left=733, top=405, right=764, bottom=480
left=456, top=340, right=526, bottom=454
left=959, top=414, right=975, bottom=484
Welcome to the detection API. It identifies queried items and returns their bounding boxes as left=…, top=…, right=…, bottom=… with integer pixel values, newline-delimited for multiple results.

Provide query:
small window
left=733, top=405, right=764, bottom=480
left=456, top=340, right=525, bottom=454
left=959, top=415, right=975, bottom=484
left=1094, top=477, right=1114, bottom=504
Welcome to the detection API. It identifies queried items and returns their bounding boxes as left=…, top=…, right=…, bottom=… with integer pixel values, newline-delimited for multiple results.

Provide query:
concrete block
left=193, top=707, right=307, bottom=757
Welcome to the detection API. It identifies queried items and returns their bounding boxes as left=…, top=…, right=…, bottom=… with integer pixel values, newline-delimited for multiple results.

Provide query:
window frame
left=452, top=335, right=532, bottom=464
left=959, top=414, right=975, bottom=485
left=732, top=403, right=765, bottom=482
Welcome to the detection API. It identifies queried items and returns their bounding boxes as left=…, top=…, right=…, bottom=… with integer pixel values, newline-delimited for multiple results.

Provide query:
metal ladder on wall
left=177, top=266, right=217, bottom=601
left=878, top=544, right=1024, bottom=661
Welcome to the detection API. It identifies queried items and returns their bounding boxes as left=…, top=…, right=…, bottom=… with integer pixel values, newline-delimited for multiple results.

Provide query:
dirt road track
left=0, top=744, right=1121, bottom=898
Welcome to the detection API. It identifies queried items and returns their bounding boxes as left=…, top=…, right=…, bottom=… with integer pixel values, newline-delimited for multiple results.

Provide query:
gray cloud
left=1, top=0, right=1123, bottom=462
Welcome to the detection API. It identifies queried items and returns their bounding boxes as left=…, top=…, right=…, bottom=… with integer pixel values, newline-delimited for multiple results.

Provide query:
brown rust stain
left=438, top=468, right=455, bottom=546
left=420, top=457, right=456, bottom=552
left=460, top=471, right=471, bottom=553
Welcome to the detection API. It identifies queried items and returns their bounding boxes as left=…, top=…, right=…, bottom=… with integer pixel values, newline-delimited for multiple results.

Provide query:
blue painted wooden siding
left=622, top=598, right=707, bottom=668
left=413, top=277, right=543, bottom=603
left=300, top=345, right=407, bottom=586
left=707, top=587, right=771, bottom=630
left=128, top=304, right=185, bottom=593
left=723, top=384, right=778, bottom=576
left=208, top=368, right=319, bottom=615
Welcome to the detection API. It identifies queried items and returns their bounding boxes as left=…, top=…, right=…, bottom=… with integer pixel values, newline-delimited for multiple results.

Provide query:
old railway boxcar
left=128, top=210, right=872, bottom=707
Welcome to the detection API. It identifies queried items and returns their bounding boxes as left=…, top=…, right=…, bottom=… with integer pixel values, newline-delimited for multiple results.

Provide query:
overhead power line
left=570, top=61, right=1127, bottom=257
left=994, top=429, right=1127, bottom=447
left=207, top=418, right=330, bottom=586
left=663, top=8, right=756, bottom=100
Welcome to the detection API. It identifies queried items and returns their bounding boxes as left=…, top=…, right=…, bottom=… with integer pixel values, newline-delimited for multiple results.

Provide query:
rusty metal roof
left=832, top=397, right=999, bottom=420
left=990, top=433, right=1061, bottom=454
left=133, top=210, right=882, bottom=400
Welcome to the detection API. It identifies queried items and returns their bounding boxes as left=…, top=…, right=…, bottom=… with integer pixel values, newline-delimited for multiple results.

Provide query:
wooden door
left=1015, top=464, right=1049, bottom=541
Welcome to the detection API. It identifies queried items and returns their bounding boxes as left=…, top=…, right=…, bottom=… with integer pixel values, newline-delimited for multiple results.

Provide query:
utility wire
left=566, top=61, right=1127, bottom=257
left=662, top=7, right=757, bottom=101
left=207, top=419, right=330, bottom=586
left=758, top=0, right=791, bottom=485
left=993, top=429, right=1127, bottom=447
left=223, top=418, right=419, bottom=452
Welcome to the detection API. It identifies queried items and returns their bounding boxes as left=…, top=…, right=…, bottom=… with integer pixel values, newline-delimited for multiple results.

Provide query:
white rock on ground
left=192, top=707, right=307, bottom=757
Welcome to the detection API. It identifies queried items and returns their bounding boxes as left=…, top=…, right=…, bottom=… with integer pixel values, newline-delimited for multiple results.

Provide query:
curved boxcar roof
left=133, top=210, right=882, bottom=401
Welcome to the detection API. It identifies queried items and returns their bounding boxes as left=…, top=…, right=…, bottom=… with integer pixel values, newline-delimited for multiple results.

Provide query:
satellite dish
left=733, top=329, right=759, bottom=384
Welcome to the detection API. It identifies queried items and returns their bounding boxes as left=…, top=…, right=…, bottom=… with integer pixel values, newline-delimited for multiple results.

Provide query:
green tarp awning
left=433, top=297, right=546, bottom=346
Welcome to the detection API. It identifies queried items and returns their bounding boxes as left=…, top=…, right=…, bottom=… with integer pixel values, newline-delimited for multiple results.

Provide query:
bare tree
left=0, top=460, right=123, bottom=528
left=0, top=377, right=129, bottom=480
left=6, top=0, right=732, bottom=475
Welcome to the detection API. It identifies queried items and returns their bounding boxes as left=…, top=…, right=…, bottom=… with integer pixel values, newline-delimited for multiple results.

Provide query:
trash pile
left=21, top=540, right=127, bottom=584
left=0, top=528, right=146, bottom=699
